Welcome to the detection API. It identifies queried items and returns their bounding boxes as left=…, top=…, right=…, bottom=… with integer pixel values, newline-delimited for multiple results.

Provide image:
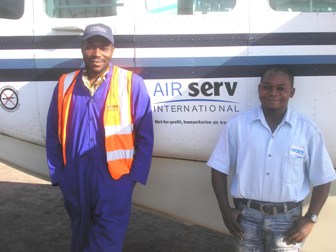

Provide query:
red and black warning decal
left=0, top=87, right=20, bottom=112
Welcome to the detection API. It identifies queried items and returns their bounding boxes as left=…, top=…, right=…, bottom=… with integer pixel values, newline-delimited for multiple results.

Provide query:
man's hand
left=222, top=207, right=244, bottom=239
left=210, top=169, right=244, bottom=239
left=284, top=183, right=331, bottom=245
left=283, top=216, right=314, bottom=245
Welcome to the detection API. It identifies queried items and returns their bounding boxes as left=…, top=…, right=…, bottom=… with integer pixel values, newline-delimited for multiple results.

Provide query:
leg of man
left=59, top=157, right=136, bottom=252
left=237, top=204, right=303, bottom=252
left=237, top=206, right=265, bottom=252
left=264, top=206, right=303, bottom=251
left=84, top=163, right=136, bottom=252
left=58, top=159, right=92, bottom=252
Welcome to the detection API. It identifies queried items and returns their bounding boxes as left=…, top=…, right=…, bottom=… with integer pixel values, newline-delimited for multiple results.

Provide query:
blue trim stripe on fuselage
left=1, top=54, right=335, bottom=81
left=2, top=55, right=334, bottom=69
left=0, top=62, right=334, bottom=81
left=0, top=33, right=336, bottom=81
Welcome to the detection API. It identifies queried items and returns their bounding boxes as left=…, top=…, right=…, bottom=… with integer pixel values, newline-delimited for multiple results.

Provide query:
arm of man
left=46, top=85, right=64, bottom=186
left=283, top=182, right=331, bottom=245
left=211, top=168, right=244, bottom=239
left=129, top=74, right=154, bottom=185
left=284, top=126, right=336, bottom=245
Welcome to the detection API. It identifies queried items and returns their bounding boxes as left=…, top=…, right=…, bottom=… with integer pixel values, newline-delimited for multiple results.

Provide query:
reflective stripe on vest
left=104, top=66, right=134, bottom=180
left=57, top=70, right=80, bottom=166
left=57, top=67, right=134, bottom=180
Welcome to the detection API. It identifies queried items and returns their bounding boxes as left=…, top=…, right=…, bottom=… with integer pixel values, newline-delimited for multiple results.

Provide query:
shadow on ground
left=0, top=180, right=236, bottom=252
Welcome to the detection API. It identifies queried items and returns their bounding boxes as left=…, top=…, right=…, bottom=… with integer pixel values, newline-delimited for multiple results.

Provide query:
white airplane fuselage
left=1, top=1, right=335, bottom=251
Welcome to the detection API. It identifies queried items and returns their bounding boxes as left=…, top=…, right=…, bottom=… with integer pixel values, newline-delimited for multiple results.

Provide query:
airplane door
left=133, top=0, right=251, bottom=161
left=31, top=0, right=136, bottom=144
left=248, top=0, right=336, bottom=166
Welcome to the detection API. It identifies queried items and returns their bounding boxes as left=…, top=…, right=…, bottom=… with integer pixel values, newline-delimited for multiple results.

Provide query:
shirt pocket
left=283, top=153, right=305, bottom=184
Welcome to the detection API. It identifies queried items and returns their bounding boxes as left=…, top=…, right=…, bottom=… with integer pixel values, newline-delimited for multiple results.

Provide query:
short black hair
left=261, top=65, right=294, bottom=87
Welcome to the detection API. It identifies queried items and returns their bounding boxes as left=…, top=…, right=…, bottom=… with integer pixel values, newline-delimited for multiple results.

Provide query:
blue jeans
left=237, top=203, right=303, bottom=252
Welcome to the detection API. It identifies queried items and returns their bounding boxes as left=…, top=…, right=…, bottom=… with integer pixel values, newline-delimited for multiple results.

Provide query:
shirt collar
left=82, top=66, right=110, bottom=82
left=82, top=65, right=110, bottom=95
left=252, top=106, right=294, bottom=127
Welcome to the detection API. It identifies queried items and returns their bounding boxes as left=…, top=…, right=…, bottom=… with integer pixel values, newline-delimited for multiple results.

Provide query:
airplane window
left=44, top=0, right=124, bottom=18
left=269, top=0, right=336, bottom=12
left=0, top=0, right=24, bottom=19
left=145, top=0, right=236, bottom=15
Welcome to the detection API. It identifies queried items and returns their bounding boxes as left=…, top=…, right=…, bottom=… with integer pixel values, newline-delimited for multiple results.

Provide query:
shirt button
left=268, top=154, right=271, bottom=157
left=90, top=138, right=94, bottom=141
left=266, top=172, right=270, bottom=176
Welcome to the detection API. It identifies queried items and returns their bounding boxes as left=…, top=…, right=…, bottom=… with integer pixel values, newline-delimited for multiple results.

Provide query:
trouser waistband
left=235, top=198, right=302, bottom=215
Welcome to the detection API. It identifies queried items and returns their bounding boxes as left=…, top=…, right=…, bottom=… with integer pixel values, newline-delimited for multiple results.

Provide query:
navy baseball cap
left=82, top=23, right=114, bottom=44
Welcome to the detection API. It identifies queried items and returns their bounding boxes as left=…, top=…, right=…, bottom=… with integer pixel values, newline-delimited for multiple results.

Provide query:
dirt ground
left=0, top=161, right=236, bottom=252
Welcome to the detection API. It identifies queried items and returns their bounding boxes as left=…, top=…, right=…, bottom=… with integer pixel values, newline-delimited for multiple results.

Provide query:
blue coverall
left=46, top=65, right=154, bottom=251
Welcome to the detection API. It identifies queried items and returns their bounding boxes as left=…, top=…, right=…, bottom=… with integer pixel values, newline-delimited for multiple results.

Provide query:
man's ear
left=290, top=87, right=295, bottom=98
left=80, top=41, right=85, bottom=52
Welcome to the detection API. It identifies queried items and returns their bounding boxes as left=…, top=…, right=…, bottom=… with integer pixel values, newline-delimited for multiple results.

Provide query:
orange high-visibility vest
left=57, top=66, right=134, bottom=180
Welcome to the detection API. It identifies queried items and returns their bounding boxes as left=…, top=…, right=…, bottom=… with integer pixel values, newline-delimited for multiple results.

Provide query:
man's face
left=258, top=71, right=295, bottom=113
left=81, top=36, right=114, bottom=76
